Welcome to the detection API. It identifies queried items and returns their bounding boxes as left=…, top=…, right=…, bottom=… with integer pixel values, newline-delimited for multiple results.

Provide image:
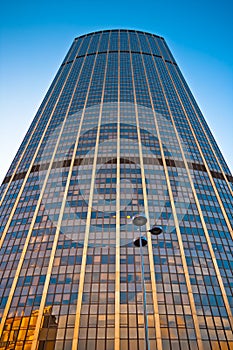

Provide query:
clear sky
left=0, top=0, right=232, bottom=183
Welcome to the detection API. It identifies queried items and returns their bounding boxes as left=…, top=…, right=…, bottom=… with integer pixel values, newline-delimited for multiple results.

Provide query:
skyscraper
left=0, top=29, right=232, bottom=350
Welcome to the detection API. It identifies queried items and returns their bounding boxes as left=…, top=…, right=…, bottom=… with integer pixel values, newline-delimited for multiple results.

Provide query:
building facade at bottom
left=0, top=29, right=233, bottom=350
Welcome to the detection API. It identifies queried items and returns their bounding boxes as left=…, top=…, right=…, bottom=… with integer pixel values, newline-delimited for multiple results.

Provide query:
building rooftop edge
left=74, top=29, right=164, bottom=41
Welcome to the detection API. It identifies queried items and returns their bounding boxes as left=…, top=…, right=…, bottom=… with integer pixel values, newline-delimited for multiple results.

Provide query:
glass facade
left=0, top=29, right=233, bottom=350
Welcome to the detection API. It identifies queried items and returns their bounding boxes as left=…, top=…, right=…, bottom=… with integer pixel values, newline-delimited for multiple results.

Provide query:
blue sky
left=0, top=0, right=233, bottom=182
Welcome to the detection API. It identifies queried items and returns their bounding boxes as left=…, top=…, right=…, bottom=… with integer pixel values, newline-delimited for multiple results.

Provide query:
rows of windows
left=0, top=30, right=232, bottom=349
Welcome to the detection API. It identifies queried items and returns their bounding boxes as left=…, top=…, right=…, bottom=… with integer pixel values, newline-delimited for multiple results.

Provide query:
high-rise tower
left=0, top=29, right=232, bottom=350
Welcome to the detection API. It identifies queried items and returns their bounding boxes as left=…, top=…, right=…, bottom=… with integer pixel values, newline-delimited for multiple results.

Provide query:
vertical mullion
left=128, top=31, right=163, bottom=350
left=161, top=39, right=233, bottom=197
left=0, top=36, right=90, bottom=340
left=30, top=36, right=101, bottom=350
left=0, top=39, right=81, bottom=207
left=72, top=33, right=109, bottom=350
left=150, top=38, right=233, bottom=330
left=140, top=33, right=204, bottom=350
left=0, top=38, right=85, bottom=250
left=115, top=30, right=121, bottom=350
left=155, top=42, right=233, bottom=238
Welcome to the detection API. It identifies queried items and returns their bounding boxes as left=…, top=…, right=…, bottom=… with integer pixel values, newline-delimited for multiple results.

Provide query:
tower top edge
left=74, top=29, right=164, bottom=41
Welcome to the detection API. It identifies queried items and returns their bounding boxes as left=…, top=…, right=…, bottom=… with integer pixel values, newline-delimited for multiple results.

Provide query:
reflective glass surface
left=0, top=29, right=232, bottom=350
